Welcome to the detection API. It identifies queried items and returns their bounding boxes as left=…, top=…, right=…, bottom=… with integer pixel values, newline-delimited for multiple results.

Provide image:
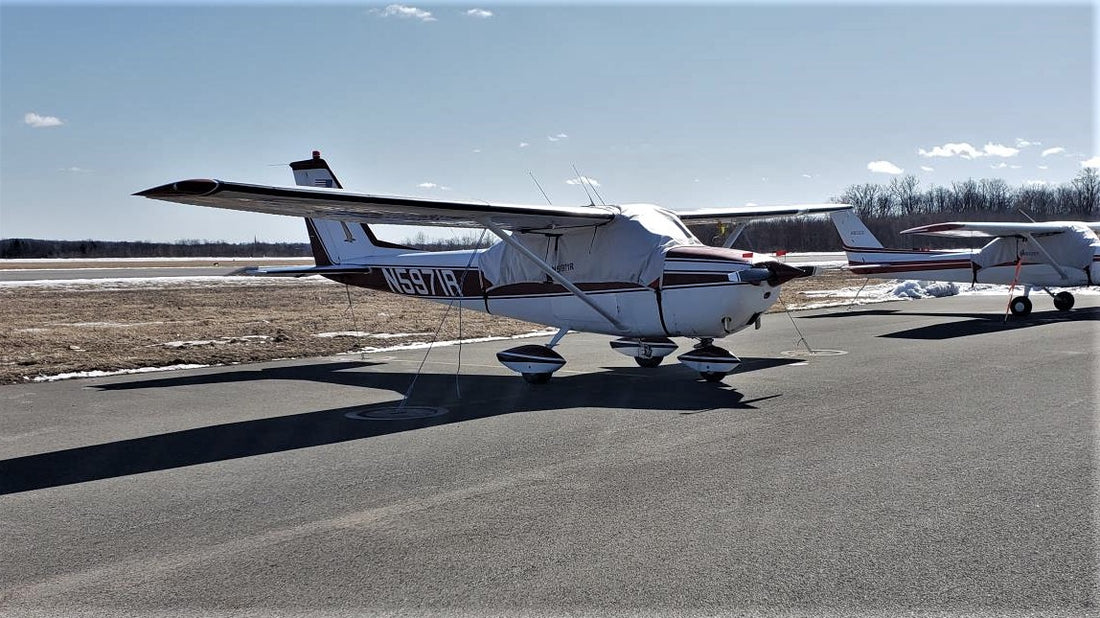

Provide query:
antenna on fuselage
left=569, top=164, right=596, bottom=206
left=529, top=172, right=553, bottom=205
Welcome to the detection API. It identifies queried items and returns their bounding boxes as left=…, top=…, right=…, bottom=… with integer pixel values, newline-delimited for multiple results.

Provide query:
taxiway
left=1, top=294, right=1096, bottom=616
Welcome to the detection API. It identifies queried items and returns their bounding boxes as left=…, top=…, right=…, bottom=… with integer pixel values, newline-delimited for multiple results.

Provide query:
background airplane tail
left=290, top=151, right=408, bottom=265
left=829, top=210, right=884, bottom=249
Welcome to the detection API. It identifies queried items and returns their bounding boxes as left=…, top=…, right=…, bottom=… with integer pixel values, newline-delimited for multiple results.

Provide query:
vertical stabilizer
left=290, top=151, right=409, bottom=265
left=829, top=210, right=884, bottom=249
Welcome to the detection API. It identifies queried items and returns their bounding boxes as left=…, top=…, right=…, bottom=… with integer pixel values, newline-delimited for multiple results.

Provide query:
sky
left=1, top=1, right=1095, bottom=243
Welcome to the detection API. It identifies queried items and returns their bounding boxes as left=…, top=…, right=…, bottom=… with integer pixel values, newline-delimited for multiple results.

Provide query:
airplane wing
left=901, top=222, right=1075, bottom=238
left=676, top=203, right=851, bottom=224
left=135, top=179, right=615, bottom=233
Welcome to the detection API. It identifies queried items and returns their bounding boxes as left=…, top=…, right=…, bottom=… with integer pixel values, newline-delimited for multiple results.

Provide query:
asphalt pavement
left=1, top=294, right=1097, bottom=617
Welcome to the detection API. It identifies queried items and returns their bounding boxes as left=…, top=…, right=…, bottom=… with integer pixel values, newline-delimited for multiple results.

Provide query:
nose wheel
left=1009, top=296, right=1033, bottom=316
left=677, top=342, right=741, bottom=383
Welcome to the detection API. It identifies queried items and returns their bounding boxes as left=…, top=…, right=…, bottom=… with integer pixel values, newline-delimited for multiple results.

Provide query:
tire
left=635, top=356, right=663, bottom=368
left=522, top=372, right=552, bottom=385
left=1009, top=296, right=1033, bottom=317
left=1053, top=291, right=1075, bottom=311
left=700, top=371, right=726, bottom=383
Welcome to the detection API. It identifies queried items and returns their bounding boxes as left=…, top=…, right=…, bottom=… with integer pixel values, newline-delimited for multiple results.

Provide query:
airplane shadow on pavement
left=0, top=357, right=796, bottom=495
left=801, top=306, right=1099, bottom=340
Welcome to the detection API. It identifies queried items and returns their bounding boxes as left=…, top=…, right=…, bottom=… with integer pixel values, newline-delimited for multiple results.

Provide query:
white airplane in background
left=137, top=151, right=849, bottom=383
left=830, top=210, right=1100, bottom=316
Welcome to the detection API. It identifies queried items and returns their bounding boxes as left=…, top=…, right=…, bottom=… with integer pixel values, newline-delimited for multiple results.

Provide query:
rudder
left=829, top=210, right=884, bottom=250
left=290, top=151, right=408, bottom=265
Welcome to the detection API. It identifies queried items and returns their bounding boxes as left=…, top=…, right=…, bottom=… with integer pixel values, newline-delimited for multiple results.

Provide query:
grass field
left=0, top=268, right=870, bottom=383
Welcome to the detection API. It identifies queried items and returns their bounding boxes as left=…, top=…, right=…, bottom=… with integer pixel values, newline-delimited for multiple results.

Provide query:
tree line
left=0, top=238, right=311, bottom=259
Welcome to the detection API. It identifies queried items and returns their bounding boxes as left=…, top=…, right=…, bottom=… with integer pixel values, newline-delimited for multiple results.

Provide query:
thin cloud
left=990, top=162, right=1007, bottom=169
left=371, top=4, right=436, bottom=21
left=982, top=142, right=1019, bottom=157
left=1037, top=165, right=1049, bottom=170
left=518, top=142, right=529, bottom=148
left=1041, top=147, right=1065, bottom=157
left=60, top=166, right=90, bottom=173
left=1015, top=138, right=1040, bottom=148
left=920, top=166, right=934, bottom=172
left=919, top=142, right=981, bottom=159
left=547, top=133, right=569, bottom=142
left=465, top=8, right=493, bottom=18
left=417, top=182, right=439, bottom=189
left=917, top=141, right=1019, bottom=159
left=566, top=175, right=600, bottom=187
left=867, top=160, right=903, bottom=175
left=1081, top=156, right=1100, bottom=169
left=24, top=112, right=63, bottom=128
left=801, top=174, right=812, bottom=179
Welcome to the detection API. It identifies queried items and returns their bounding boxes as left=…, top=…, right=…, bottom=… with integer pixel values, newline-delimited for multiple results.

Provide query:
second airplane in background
left=830, top=210, right=1100, bottom=316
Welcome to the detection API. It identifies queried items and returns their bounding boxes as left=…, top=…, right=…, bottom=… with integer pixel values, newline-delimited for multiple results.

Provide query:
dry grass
left=0, top=270, right=871, bottom=384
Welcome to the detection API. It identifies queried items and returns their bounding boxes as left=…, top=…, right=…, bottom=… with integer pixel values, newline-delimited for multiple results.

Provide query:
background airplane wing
left=901, top=222, right=1074, bottom=238
left=135, top=179, right=615, bottom=233
left=675, top=203, right=851, bottom=224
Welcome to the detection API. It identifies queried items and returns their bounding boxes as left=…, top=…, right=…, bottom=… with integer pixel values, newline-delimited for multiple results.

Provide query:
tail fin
left=290, top=151, right=409, bottom=265
left=829, top=210, right=884, bottom=249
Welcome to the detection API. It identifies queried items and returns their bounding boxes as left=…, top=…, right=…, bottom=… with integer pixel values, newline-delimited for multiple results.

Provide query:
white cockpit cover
left=974, top=224, right=1100, bottom=270
left=478, top=204, right=701, bottom=286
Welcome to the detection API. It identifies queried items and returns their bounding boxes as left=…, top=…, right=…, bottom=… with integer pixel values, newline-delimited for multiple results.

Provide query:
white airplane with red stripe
left=136, top=152, right=849, bottom=383
left=829, top=209, right=1100, bottom=316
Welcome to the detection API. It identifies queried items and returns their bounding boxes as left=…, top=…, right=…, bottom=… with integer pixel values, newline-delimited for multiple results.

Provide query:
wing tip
left=134, top=179, right=220, bottom=198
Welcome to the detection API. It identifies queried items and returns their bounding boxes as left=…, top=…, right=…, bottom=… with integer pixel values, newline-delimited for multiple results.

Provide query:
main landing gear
left=497, top=333, right=742, bottom=384
left=1008, top=287, right=1076, bottom=317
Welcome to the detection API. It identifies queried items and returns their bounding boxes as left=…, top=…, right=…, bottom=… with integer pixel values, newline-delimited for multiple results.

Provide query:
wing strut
left=1023, top=233, right=1069, bottom=281
left=480, top=219, right=629, bottom=333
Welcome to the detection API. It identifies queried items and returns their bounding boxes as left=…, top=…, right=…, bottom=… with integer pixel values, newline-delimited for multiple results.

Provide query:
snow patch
left=160, top=335, right=271, bottom=348
left=31, top=364, right=210, bottom=383
left=0, top=276, right=336, bottom=290
left=348, top=330, right=558, bottom=354
left=314, top=331, right=433, bottom=339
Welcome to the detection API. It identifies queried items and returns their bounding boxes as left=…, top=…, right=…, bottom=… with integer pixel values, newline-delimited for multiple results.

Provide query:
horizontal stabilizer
left=227, top=265, right=375, bottom=277
left=901, top=221, right=1074, bottom=238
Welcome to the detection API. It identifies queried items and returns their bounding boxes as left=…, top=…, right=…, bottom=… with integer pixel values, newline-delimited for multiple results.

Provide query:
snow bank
left=888, top=280, right=960, bottom=299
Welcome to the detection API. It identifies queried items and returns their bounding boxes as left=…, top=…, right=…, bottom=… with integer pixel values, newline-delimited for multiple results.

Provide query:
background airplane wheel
left=635, top=356, right=663, bottom=368
left=1053, top=291, right=1075, bottom=311
left=700, top=371, right=726, bottom=383
left=1009, top=296, right=1033, bottom=316
left=522, top=372, right=552, bottom=384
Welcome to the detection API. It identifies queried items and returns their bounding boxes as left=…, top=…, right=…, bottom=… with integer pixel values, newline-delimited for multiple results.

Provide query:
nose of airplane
left=754, top=261, right=815, bottom=286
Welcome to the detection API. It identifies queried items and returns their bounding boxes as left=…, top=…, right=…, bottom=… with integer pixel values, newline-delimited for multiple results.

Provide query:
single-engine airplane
left=830, top=209, right=1100, bottom=316
left=137, top=152, right=850, bottom=383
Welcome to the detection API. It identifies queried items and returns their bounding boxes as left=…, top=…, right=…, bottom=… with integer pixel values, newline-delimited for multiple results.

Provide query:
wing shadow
left=878, top=306, right=1100, bottom=340
left=800, top=306, right=1099, bottom=340
left=1, top=357, right=800, bottom=495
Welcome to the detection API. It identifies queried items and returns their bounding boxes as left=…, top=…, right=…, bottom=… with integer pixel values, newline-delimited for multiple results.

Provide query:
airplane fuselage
left=324, top=245, right=785, bottom=339
left=844, top=244, right=1100, bottom=288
